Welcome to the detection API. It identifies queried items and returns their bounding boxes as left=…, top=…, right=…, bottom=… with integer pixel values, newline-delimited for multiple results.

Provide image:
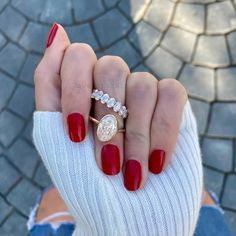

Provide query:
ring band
left=89, top=115, right=125, bottom=142
left=91, top=89, right=128, bottom=118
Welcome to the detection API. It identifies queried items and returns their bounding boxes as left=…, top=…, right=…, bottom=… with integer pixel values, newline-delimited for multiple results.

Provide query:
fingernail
left=124, top=160, right=142, bottom=191
left=149, top=150, right=165, bottom=174
left=67, top=113, right=85, bottom=142
left=101, top=144, right=120, bottom=175
left=46, top=23, right=58, bottom=48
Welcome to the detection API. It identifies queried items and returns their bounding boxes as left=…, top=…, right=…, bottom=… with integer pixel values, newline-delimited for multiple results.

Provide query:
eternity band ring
left=89, top=114, right=125, bottom=142
left=91, top=89, right=128, bottom=119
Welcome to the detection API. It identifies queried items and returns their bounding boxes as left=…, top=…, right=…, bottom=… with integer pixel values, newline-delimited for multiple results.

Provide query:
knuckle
left=129, top=77, right=155, bottom=96
left=159, top=79, right=188, bottom=101
left=65, top=43, right=96, bottom=62
left=126, top=130, right=148, bottom=145
left=97, top=55, right=130, bottom=75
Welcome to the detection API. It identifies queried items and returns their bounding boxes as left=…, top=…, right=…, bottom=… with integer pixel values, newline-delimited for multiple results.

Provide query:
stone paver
left=202, top=138, right=233, bottom=172
left=72, top=0, right=104, bottom=22
left=0, top=6, right=26, bottom=41
left=40, top=0, right=73, bottom=24
left=19, top=54, right=41, bottom=85
left=1, top=0, right=236, bottom=232
left=34, top=162, right=52, bottom=188
left=93, top=9, right=131, bottom=48
left=222, top=175, right=236, bottom=210
left=0, top=111, right=24, bottom=147
left=11, top=0, right=45, bottom=20
left=7, top=139, right=39, bottom=178
left=227, top=31, right=236, bottom=64
left=207, top=1, right=236, bottom=34
left=0, top=0, right=8, bottom=11
left=161, top=26, right=197, bottom=62
left=144, top=0, right=175, bottom=31
left=208, top=103, right=236, bottom=138
left=189, top=98, right=210, bottom=135
left=146, top=47, right=183, bottom=78
left=193, top=36, right=230, bottom=68
left=0, top=157, right=20, bottom=194
left=0, top=212, right=27, bottom=236
left=179, top=64, right=214, bottom=102
left=204, top=167, right=224, bottom=196
left=119, top=0, right=151, bottom=23
left=65, top=24, right=99, bottom=51
left=0, top=43, right=26, bottom=77
left=173, top=3, right=204, bottom=34
left=19, top=22, right=50, bottom=54
left=8, top=85, right=34, bottom=119
left=225, top=210, right=236, bottom=235
left=105, top=39, right=142, bottom=68
left=217, top=68, right=236, bottom=101
left=0, top=33, right=7, bottom=50
left=129, top=20, right=161, bottom=57
left=0, top=72, right=15, bottom=111
left=0, top=196, right=12, bottom=223
left=104, top=0, right=119, bottom=8
left=7, top=179, right=41, bottom=216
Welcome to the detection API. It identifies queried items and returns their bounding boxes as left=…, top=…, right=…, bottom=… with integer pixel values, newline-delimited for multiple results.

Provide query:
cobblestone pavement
left=0, top=0, right=236, bottom=235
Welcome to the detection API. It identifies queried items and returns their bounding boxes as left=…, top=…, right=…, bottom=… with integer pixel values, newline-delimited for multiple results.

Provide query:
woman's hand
left=35, top=23, right=188, bottom=191
left=33, top=24, right=203, bottom=235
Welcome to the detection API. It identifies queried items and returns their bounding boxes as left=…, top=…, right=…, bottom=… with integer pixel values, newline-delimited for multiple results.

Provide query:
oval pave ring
left=89, top=89, right=128, bottom=142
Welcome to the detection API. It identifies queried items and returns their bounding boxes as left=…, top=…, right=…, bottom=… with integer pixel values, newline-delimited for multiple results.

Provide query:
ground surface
left=0, top=0, right=236, bottom=235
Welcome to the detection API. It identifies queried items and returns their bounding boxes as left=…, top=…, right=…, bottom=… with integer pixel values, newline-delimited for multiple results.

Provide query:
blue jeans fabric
left=29, top=206, right=234, bottom=236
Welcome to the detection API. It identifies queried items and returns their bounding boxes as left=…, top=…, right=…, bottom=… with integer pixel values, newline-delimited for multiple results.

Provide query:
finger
left=149, top=79, right=188, bottom=174
left=93, top=56, right=130, bottom=175
left=60, top=43, right=97, bottom=142
left=35, top=23, right=71, bottom=111
left=124, top=72, right=157, bottom=191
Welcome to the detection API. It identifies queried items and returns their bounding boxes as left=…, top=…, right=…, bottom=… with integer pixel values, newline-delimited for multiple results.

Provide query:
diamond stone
left=101, top=94, right=109, bottom=104
left=107, top=98, right=116, bottom=108
left=91, top=89, right=98, bottom=98
left=95, top=90, right=103, bottom=100
left=119, top=106, right=128, bottom=118
left=97, top=115, right=118, bottom=142
left=113, top=102, right=122, bottom=112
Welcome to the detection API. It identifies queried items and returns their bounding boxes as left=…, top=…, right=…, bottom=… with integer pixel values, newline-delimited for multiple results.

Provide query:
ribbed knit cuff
left=33, top=101, right=203, bottom=236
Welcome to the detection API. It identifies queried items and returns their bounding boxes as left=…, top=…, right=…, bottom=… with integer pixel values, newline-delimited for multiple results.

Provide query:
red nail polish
left=46, top=23, right=58, bottom=48
left=149, top=150, right=165, bottom=174
left=67, top=113, right=85, bottom=142
left=101, top=144, right=120, bottom=175
left=124, top=160, right=142, bottom=191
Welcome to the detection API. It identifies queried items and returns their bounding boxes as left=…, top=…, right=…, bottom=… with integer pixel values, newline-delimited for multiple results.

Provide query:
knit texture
left=33, top=101, right=203, bottom=236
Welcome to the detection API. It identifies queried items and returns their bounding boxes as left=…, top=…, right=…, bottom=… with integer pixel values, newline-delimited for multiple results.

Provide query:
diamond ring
left=91, top=89, right=128, bottom=118
left=89, top=114, right=125, bottom=142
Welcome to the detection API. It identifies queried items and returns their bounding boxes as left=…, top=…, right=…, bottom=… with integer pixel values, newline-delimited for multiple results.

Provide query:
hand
left=35, top=23, right=188, bottom=191
left=33, top=23, right=203, bottom=235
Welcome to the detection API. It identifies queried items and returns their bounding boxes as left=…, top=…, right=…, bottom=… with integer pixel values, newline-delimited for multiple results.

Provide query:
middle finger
left=93, top=56, right=130, bottom=175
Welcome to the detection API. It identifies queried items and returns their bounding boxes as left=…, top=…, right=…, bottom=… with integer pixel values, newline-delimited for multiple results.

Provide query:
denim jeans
left=29, top=206, right=234, bottom=236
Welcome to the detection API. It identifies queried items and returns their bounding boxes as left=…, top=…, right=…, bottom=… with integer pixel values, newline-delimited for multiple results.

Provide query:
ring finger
left=124, top=72, right=157, bottom=191
left=92, top=56, right=130, bottom=175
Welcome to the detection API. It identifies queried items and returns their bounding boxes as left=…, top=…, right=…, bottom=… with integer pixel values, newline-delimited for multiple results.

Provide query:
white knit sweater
left=33, top=101, right=203, bottom=236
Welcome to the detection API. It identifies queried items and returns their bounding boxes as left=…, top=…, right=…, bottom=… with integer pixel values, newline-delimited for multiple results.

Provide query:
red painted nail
left=124, top=160, right=142, bottom=191
left=67, top=113, right=85, bottom=142
left=46, top=23, right=58, bottom=48
left=149, top=150, right=165, bottom=174
left=101, top=144, right=120, bottom=175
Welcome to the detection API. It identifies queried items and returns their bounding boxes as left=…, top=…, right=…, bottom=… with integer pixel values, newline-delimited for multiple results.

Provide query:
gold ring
left=89, top=114, right=125, bottom=142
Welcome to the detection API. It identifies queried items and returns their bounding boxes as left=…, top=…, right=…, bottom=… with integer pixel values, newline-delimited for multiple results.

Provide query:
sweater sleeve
left=32, top=100, right=203, bottom=236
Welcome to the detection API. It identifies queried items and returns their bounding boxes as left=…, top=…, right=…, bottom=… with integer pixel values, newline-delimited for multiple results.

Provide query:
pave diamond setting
left=91, top=89, right=128, bottom=118
left=97, top=114, right=118, bottom=142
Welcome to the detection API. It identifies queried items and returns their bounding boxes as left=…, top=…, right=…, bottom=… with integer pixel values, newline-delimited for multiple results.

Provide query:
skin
left=35, top=24, right=211, bottom=221
left=35, top=24, right=188, bottom=189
